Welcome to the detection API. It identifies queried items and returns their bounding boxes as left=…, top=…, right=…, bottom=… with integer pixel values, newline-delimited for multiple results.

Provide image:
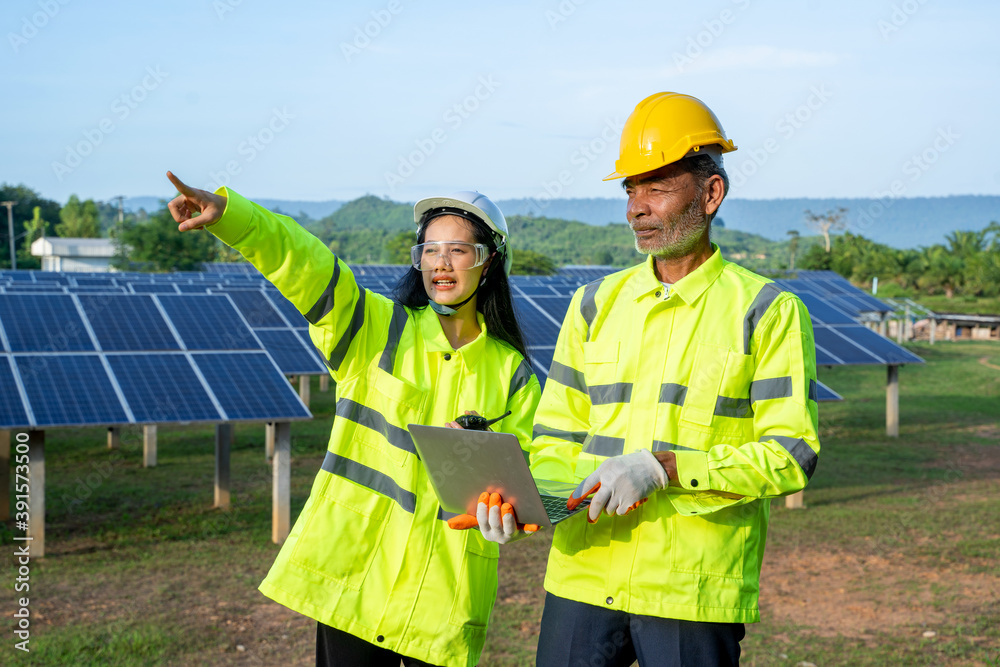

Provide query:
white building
left=31, top=237, right=117, bottom=272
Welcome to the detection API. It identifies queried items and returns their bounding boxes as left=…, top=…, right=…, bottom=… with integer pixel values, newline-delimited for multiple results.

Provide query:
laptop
left=407, top=423, right=589, bottom=528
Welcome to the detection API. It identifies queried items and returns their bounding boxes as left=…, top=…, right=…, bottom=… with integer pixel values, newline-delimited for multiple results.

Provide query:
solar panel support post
left=320, top=375, right=329, bottom=393
left=784, top=490, right=805, bottom=509
left=904, top=305, right=912, bottom=340
left=929, top=317, right=936, bottom=345
left=878, top=314, right=887, bottom=337
left=0, top=430, right=9, bottom=521
left=28, top=430, right=45, bottom=558
left=298, top=375, right=310, bottom=406
left=107, top=427, right=120, bottom=450
left=265, top=422, right=275, bottom=461
left=272, top=421, right=291, bottom=544
left=215, top=423, right=232, bottom=509
left=886, top=365, right=900, bottom=437
left=143, top=425, right=157, bottom=468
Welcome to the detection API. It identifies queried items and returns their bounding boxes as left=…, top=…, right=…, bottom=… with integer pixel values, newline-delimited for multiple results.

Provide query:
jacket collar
left=632, top=243, right=725, bottom=306
left=416, top=306, right=488, bottom=368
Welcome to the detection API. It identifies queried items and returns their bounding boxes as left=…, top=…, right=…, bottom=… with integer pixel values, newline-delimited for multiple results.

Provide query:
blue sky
left=3, top=0, right=997, bottom=206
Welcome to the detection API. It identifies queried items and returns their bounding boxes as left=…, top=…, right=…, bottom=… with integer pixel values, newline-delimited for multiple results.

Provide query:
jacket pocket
left=679, top=342, right=751, bottom=436
left=582, top=340, right=621, bottom=392
left=352, top=369, right=427, bottom=467
left=449, top=533, right=499, bottom=629
left=289, top=483, right=391, bottom=591
left=669, top=505, right=746, bottom=579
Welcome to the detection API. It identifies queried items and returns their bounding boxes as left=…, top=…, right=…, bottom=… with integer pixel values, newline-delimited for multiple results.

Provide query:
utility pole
left=1, top=201, right=16, bottom=270
left=112, top=195, right=125, bottom=226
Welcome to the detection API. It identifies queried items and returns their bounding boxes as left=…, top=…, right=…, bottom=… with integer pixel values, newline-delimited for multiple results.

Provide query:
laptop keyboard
left=540, top=494, right=588, bottom=523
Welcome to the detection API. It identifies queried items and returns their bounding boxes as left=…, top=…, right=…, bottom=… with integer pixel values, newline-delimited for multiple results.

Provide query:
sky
left=3, top=0, right=998, bottom=207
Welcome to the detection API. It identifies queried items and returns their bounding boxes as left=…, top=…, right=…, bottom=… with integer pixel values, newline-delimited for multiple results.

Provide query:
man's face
left=623, top=164, right=708, bottom=260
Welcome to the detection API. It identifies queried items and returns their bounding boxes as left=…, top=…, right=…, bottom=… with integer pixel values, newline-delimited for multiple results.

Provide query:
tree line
left=3, top=184, right=996, bottom=300
left=798, top=221, right=1000, bottom=298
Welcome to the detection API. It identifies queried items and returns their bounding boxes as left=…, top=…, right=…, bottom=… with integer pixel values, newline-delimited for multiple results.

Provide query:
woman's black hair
left=392, top=215, right=531, bottom=361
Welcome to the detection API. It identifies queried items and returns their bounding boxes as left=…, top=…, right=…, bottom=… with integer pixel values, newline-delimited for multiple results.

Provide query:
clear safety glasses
left=410, top=241, right=491, bottom=271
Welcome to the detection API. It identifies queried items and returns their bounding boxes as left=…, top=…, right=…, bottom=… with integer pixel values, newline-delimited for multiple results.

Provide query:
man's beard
left=632, top=192, right=709, bottom=260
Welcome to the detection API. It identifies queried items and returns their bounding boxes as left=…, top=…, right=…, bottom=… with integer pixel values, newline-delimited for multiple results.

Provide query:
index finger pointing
left=166, top=171, right=196, bottom=197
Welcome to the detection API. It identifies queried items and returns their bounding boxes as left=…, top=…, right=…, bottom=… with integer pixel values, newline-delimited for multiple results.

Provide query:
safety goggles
left=410, top=241, right=491, bottom=271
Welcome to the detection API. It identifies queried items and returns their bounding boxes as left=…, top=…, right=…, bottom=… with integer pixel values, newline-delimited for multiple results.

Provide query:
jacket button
left=606, top=597, right=613, bottom=605
left=655, top=291, right=661, bottom=298
left=690, top=479, right=699, bottom=487
left=443, top=353, right=452, bottom=361
left=376, top=635, right=384, bottom=643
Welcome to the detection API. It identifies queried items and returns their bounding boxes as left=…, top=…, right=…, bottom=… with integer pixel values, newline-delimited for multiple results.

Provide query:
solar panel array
left=2, top=263, right=923, bottom=408
left=0, top=271, right=328, bottom=376
left=0, top=291, right=311, bottom=429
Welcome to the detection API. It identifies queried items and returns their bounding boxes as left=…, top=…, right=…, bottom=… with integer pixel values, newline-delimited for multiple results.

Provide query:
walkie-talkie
left=455, top=410, right=512, bottom=431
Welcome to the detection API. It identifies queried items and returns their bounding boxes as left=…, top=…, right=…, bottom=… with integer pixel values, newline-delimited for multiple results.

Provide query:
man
left=526, top=92, right=820, bottom=666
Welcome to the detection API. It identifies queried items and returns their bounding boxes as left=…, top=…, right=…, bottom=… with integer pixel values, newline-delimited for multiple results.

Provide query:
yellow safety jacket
left=210, top=191, right=541, bottom=667
left=530, top=247, right=820, bottom=624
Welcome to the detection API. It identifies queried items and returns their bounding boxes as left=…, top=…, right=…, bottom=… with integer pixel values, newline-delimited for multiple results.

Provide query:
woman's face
left=420, top=215, right=491, bottom=308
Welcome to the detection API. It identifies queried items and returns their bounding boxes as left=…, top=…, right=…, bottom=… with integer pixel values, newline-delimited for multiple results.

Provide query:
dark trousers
left=316, top=622, right=441, bottom=667
left=535, top=593, right=745, bottom=667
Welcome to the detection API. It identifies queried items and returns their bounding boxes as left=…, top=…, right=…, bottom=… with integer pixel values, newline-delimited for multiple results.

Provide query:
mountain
left=499, top=195, right=1000, bottom=249
left=125, top=193, right=999, bottom=249
left=124, top=196, right=344, bottom=222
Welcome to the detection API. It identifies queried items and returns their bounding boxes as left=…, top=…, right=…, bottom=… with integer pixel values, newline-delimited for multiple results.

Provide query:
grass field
left=2, top=341, right=998, bottom=666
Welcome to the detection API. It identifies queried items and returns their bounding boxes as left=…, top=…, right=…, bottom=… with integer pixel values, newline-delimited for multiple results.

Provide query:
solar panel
left=157, top=294, right=262, bottom=350
left=527, top=346, right=555, bottom=386
left=514, top=284, right=560, bottom=297
left=0, top=294, right=95, bottom=352
left=255, top=329, right=327, bottom=374
left=0, top=357, right=30, bottom=427
left=265, top=292, right=309, bottom=328
left=16, top=354, right=130, bottom=427
left=796, top=292, right=857, bottom=325
left=107, top=353, right=222, bottom=423
left=530, top=296, right=572, bottom=324
left=814, top=380, right=843, bottom=402
left=220, top=289, right=289, bottom=328
left=193, top=352, right=310, bottom=421
left=77, top=294, right=181, bottom=351
left=175, top=283, right=216, bottom=293
left=813, top=326, right=883, bottom=365
left=513, top=295, right=562, bottom=343
left=829, top=325, right=925, bottom=365
left=129, top=283, right=180, bottom=294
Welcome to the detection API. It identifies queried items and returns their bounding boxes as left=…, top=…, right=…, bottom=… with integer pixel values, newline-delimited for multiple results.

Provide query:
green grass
left=2, top=342, right=999, bottom=665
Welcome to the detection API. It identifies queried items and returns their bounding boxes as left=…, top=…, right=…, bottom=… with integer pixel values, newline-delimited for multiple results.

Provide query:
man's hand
left=165, top=171, right=227, bottom=231
left=572, top=449, right=667, bottom=522
left=447, top=492, right=539, bottom=543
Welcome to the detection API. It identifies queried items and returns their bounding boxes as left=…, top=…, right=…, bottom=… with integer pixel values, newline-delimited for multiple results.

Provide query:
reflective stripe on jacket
left=530, top=247, right=820, bottom=623
left=210, top=190, right=541, bottom=667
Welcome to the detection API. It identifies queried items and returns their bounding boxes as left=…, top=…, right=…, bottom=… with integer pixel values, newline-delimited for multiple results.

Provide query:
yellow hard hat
left=604, top=92, right=737, bottom=181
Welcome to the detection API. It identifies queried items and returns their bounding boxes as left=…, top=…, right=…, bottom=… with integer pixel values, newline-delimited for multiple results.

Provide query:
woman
left=165, top=172, right=541, bottom=667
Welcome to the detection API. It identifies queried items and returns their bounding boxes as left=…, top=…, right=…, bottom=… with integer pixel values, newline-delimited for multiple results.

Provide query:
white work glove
left=476, top=492, right=539, bottom=544
left=573, top=449, right=667, bottom=522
